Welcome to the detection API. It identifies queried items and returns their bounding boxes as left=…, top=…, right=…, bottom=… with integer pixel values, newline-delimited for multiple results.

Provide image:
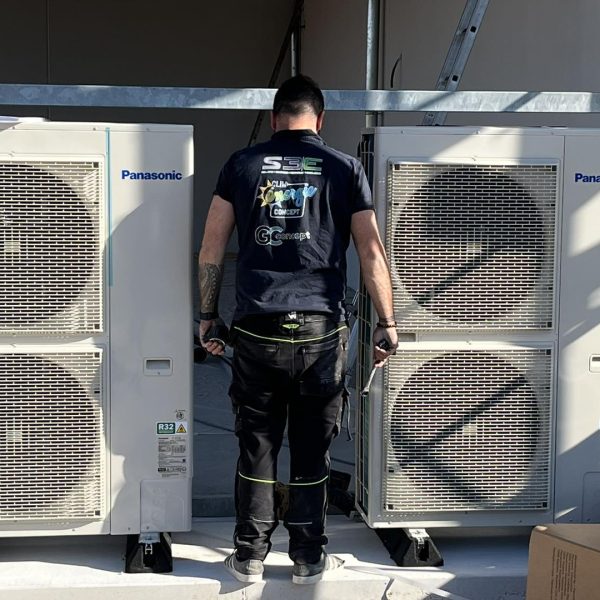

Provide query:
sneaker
left=292, top=552, right=344, bottom=585
left=224, top=552, right=264, bottom=583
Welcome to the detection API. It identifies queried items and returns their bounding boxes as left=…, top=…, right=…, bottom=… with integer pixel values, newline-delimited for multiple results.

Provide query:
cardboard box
left=527, top=524, right=600, bottom=600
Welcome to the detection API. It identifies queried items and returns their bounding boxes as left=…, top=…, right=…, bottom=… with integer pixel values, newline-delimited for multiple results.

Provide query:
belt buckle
left=281, top=311, right=304, bottom=330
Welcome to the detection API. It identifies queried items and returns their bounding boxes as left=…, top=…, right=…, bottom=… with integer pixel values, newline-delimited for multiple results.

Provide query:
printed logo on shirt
left=255, top=225, right=311, bottom=246
left=257, top=179, right=318, bottom=218
left=261, top=156, right=323, bottom=175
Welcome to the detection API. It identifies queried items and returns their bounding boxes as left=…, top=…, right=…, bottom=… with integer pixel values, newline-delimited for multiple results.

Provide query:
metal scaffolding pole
left=365, top=0, right=381, bottom=128
left=290, top=11, right=302, bottom=77
left=2, top=85, right=600, bottom=114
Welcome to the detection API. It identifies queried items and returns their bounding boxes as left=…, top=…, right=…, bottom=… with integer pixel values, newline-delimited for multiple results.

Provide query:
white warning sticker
left=157, top=427, right=188, bottom=478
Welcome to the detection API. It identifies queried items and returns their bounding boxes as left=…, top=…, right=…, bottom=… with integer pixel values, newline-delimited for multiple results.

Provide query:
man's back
left=215, top=129, right=371, bottom=319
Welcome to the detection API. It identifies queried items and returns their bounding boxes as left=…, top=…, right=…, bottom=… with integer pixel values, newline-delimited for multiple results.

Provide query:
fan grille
left=0, top=351, right=105, bottom=521
left=382, top=348, right=553, bottom=514
left=388, top=163, right=557, bottom=331
left=0, top=161, right=103, bottom=334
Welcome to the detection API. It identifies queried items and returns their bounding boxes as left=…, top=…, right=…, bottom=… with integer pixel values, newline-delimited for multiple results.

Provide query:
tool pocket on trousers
left=299, top=333, right=348, bottom=397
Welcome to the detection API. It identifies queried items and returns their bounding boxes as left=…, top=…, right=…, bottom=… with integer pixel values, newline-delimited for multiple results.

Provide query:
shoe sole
left=292, top=572, right=324, bottom=585
left=292, top=558, right=345, bottom=585
left=224, top=562, right=263, bottom=583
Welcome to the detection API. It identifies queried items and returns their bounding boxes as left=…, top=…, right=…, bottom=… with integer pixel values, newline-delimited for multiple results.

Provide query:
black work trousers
left=229, top=313, right=348, bottom=564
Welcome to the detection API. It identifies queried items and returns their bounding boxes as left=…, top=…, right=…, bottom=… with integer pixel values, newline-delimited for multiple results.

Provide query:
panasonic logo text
left=121, top=169, right=183, bottom=181
left=575, top=172, right=600, bottom=183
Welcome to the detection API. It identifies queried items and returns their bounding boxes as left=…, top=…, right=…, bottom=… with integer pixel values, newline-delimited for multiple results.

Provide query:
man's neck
left=274, top=116, right=318, bottom=133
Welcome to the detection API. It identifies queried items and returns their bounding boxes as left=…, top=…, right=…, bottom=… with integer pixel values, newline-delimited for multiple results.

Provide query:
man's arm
left=351, top=209, right=398, bottom=366
left=198, top=195, right=235, bottom=355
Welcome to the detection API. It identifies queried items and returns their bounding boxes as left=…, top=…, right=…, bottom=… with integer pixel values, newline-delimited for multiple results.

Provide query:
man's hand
left=198, top=195, right=235, bottom=357
left=199, top=318, right=229, bottom=356
left=352, top=210, right=398, bottom=368
left=373, top=325, right=398, bottom=367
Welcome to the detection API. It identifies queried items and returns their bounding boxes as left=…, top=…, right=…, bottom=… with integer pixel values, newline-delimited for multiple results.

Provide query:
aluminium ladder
left=422, top=0, right=491, bottom=126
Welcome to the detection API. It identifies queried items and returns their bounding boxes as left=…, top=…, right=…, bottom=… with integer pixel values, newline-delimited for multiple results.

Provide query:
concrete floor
left=0, top=516, right=529, bottom=600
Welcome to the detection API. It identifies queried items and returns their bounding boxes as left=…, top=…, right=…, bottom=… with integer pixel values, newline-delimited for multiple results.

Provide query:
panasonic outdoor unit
left=0, top=121, right=193, bottom=547
left=357, top=126, right=600, bottom=528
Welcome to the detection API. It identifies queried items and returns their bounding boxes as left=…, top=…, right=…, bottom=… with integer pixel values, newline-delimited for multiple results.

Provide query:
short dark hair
left=273, top=75, right=324, bottom=117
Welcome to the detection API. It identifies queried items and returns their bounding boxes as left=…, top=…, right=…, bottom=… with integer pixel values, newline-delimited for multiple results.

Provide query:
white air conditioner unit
left=0, top=121, right=193, bottom=546
left=357, top=126, right=600, bottom=528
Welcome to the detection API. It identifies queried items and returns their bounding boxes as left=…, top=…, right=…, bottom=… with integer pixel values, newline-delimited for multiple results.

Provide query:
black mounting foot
left=328, top=469, right=356, bottom=517
left=376, top=527, right=443, bottom=567
left=125, top=532, right=173, bottom=573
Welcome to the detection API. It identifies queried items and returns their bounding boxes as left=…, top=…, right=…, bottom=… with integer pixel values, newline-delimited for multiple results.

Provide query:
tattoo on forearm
left=199, top=262, right=223, bottom=313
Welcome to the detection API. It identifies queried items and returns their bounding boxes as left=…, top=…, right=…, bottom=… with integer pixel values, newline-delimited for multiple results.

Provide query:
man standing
left=198, top=75, right=398, bottom=584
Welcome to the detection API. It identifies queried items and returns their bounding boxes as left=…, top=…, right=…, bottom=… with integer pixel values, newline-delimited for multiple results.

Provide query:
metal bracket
left=125, top=532, right=173, bottom=573
left=376, top=527, right=444, bottom=567
left=137, top=532, right=160, bottom=556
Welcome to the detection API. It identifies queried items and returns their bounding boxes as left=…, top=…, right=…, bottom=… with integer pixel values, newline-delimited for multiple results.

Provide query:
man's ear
left=270, top=112, right=277, bottom=131
left=316, top=111, right=325, bottom=132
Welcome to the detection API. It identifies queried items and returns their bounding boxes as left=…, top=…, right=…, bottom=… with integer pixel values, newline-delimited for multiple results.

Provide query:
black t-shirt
left=215, top=129, right=373, bottom=320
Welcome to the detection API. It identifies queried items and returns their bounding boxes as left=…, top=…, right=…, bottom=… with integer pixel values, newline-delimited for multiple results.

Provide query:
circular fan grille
left=0, top=353, right=103, bottom=520
left=386, top=350, right=551, bottom=510
left=391, top=165, right=553, bottom=325
left=0, top=162, right=100, bottom=330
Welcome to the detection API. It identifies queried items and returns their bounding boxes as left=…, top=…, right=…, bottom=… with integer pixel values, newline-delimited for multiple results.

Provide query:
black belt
left=240, top=311, right=338, bottom=327
left=235, top=311, right=345, bottom=338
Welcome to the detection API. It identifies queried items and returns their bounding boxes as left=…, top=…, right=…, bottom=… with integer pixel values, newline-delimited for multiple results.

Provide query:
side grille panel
left=0, top=351, right=105, bottom=521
